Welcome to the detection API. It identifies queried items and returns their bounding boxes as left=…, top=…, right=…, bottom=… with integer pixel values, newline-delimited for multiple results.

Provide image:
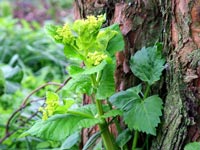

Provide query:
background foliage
left=0, top=0, right=74, bottom=149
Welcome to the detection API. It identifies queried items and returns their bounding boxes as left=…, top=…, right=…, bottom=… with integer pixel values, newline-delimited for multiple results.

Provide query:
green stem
left=96, top=99, right=116, bottom=150
left=108, top=101, right=122, bottom=133
left=132, top=130, right=139, bottom=150
left=144, top=83, right=150, bottom=99
left=132, top=83, right=151, bottom=150
left=91, top=73, right=116, bottom=150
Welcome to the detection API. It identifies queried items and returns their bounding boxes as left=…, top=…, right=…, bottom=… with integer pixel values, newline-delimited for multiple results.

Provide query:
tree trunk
left=74, top=0, right=200, bottom=149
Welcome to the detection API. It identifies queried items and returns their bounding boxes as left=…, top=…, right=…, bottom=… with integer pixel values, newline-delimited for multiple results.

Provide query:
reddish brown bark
left=74, top=0, right=200, bottom=149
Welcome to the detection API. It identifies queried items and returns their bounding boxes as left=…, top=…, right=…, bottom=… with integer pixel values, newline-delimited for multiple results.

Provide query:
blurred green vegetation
left=0, top=0, right=76, bottom=149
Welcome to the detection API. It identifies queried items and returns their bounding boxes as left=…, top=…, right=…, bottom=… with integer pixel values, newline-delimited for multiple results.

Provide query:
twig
left=55, top=77, right=72, bottom=92
left=22, top=82, right=62, bottom=106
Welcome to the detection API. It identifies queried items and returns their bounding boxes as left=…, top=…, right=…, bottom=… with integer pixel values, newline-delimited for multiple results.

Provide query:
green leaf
left=109, top=84, right=142, bottom=109
left=65, top=75, right=93, bottom=95
left=93, top=140, right=103, bottom=150
left=124, top=95, right=163, bottom=135
left=21, top=105, right=100, bottom=141
left=67, top=60, right=107, bottom=77
left=20, top=114, right=81, bottom=141
left=184, top=142, right=200, bottom=150
left=46, top=91, right=59, bottom=101
left=110, top=85, right=163, bottom=135
left=45, top=24, right=58, bottom=38
left=116, top=129, right=132, bottom=148
left=105, top=24, right=124, bottom=55
left=64, top=44, right=83, bottom=60
left=101, top=109, right=122, bottom=119
left=83, top=60, right=107, bottom=75
left=67, top=65, right=84, bottom=76
left=36, top=141, right=51, bottom=149
left=61, top=132, right=80, bottom=150
left=0, top=69, right=5, bottom=95
left=96, top=63, right=115, bottom=99
left=82, top=132, right=101, bottom=150
left=96, top=28, right=118, bottom=51
left=55, top=99, right=75, bottom=114
left=130, top=45, right=165, bottom=85
left=1, top=65, right=23, bottom=82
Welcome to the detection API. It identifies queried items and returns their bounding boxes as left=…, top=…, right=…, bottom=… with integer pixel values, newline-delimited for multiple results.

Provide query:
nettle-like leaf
left=124, top=95, right=163, bottom=135
left=109, top=85, right=142, bottom=109
left=96, top=63, right=115, bottom=99
left=21, top=104, right=100, bottom=141
left=184, top=142, right=200, bottom=150
left=110, top=85, right=163, bottom=135
left=130, top=45, right=165, bottom=85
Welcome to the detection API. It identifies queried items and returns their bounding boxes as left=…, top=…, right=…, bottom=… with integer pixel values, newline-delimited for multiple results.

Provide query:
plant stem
left=108, top=101, right=122, bottom=134
left=91, top=73, right=117, bottom=150
left=96, top=99, right=116, bottom=150
left=144, top=83, right=150, bottom=99
left=132, top=84, right=151, bottom=150
left=132, top=130, right=139, bottom=150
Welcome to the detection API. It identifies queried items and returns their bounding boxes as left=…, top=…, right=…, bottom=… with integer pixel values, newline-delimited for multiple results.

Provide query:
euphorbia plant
left=21, top=15, right=165, bottom=150
left=21, top=15, right=124, bottom=150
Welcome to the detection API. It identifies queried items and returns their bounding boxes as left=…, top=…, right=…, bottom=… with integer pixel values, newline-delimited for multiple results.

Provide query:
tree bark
left=74, top=0, right=200, bottom=149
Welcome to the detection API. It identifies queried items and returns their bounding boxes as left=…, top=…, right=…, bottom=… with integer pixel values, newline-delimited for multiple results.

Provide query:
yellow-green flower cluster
left=85, top=15, right=104, bottom=31
left=73, top=15, right=105, bottom=36
left=54, top=24, right=74, bottom=44
left=87, top=51, right=108, bottom=66
left=39, top=94, right=59, bottom=120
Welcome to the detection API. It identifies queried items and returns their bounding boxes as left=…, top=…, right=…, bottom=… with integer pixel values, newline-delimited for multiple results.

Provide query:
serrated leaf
left=105, top=24, right=124, bottom=55
left=124, top=95, right=163, bottom=135
left=130, top=45, right=165, bottom=85
left=96, top=63, right=115, bottom=99
left=109, top=84, right=142, bottom=110
left=21, top=105, right=100, bottom=141
left=110, top=85, right=163, bottom=135
left=61, top=132, right=80, bottom=150
left=66, top=75, right=93, bottom=95
left=116, top=129, right=132, bottom=148
left=184, top=142, right=200, bottom=150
